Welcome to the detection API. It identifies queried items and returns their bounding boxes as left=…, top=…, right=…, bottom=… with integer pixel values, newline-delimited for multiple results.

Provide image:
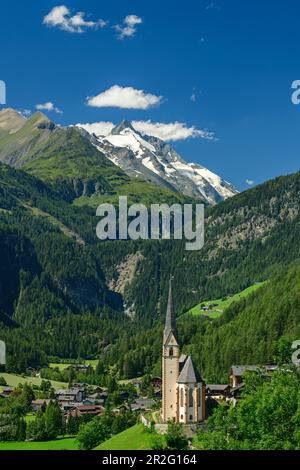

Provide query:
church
left=162, top=279, right=206, bottom=424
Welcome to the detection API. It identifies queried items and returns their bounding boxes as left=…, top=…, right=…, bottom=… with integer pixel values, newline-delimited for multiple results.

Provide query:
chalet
left=55, top=388, right=84, bottom=402
left=69, top=405, right=104, bottom=418
left=31, top=399, right=51, bottom=412
left=230, top=365, right=278, bottom=388
left=206, top=384, right=231, bottom=401
left=131, top=398, right=155, bottom=412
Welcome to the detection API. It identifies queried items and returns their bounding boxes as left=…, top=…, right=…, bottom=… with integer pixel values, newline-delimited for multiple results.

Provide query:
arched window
left=180, top=388, right=184, bottom=407
left=189, top=388, right=194, bottom=407
left=197, top=387, right=201, bottom=405
left=169, top=347, right=173, bottom=357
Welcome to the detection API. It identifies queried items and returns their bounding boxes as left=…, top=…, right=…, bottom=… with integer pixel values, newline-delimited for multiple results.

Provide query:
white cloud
left=77, top=121, right=115, bottom=136
left=246, top=179, right=255, bottom=186
left=115, top=14, right=143, bottom=39
left=133, top=120, right=215, bottom=141
left=78, top=120, right=215, bottom=142
left=87, top=85, right=163, bottom=110
left=43, top=5, right=107, bottom=33
left=36, top=102, right=63, bottom=114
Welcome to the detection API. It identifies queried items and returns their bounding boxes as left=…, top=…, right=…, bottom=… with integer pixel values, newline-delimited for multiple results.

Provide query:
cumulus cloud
left=114, top=15, right=143, bottom=39
left=246, top=179, right=255, bottom=186
left=86, top=85, right=163, bottom=110
left=77, top=121, right=115, bottom=137
left=43, top=5, right=107, bottom=33
left=133, top=121, right=215, bottom=141
left=78, top=120, right=215, bottom=142
left=36, top=102, right=63, bottom=114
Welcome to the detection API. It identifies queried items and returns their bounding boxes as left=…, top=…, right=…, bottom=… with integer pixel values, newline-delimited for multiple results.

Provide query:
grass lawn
left=0, top=373, right=67, bottom=389
left=0, top=437, right=78, bottom=451
left=186, top=283, right=266, bottom=318
left=96, top=423, right=155, bottom=451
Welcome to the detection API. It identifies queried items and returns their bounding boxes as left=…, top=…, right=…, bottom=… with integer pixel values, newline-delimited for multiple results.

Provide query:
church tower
left=162, top=277, right=180, bottom=422
left=161, top=277, right=206, bottom=424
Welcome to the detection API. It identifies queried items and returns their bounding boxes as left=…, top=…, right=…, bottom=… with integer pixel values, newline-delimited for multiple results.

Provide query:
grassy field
left=96, top=424, right=155, bottom=451
left=49, top=359, right=99, bottom=371
left=0, top=437, right=78, bottom=451
left=186, top=283, right=266, bottom=318
left=0, top=373, right=67, bottom=389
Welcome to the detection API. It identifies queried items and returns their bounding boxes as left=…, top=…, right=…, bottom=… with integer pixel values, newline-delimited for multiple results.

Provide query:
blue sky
left=0, top=0, right=300, bottom=190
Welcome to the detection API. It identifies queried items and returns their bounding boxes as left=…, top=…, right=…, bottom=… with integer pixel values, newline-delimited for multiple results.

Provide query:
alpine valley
left=0, top=107, right=300, bottom=386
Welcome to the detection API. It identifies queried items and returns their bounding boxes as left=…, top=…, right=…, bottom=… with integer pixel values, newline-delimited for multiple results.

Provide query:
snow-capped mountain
left=77, top=120, right=238, bottom=205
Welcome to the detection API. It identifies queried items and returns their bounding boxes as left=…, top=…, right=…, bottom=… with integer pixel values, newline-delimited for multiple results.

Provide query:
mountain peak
left=80, top=118, right=238, bottom=205
left=111, top=120, right=136, bottom=135
left=0, top=108, right=26, bottom=134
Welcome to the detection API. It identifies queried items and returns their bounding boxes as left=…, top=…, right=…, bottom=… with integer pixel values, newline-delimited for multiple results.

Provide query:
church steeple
left=163, top=276, right=177, bottom=343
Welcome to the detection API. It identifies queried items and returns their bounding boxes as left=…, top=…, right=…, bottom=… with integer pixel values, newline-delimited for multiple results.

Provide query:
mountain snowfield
left=77, top=120, right=238, bottom=205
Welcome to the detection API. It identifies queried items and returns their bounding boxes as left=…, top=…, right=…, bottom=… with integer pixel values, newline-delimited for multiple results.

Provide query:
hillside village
left=0, top=284, right=284, bottom=451
left=0, top=358, right=284, bottom=449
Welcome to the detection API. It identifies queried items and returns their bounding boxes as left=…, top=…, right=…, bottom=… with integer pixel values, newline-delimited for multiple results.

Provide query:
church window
left=181, top=414, right=183, bottom=420
left=197, top=388, right=201, bottom=404
left=189, top=415, right=193, bottom=421
left=169, top=347, right=173, bottom=357
left=189, top=388, right=194, bottom=407
left=180, top=388, right=184, bottom=407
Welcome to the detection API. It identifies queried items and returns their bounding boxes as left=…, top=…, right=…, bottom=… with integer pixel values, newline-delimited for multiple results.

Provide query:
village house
left=69, top=405, right=104, bottom=418
left=206, top=384, right=231, bottom=401
left=230, top=364, right=278, bottom=388
left=131, top=398, right=156, bottom=412
left=31, top=399, right=51, bottom=412
left=55, top=387, right=84, bottom=403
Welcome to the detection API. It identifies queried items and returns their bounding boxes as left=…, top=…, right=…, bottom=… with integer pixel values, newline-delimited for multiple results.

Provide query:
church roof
left=177, top=356, right=202, bottom=384
left=163, top=277, right=177, bottom=343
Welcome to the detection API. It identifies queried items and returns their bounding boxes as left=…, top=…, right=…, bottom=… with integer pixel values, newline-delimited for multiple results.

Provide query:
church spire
left=163, top=276, right=177, bottom=343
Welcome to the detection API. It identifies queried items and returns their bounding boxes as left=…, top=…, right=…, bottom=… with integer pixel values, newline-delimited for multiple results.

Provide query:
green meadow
left=0, top=437, right=78, bottom=451
left=96, top=423, right=155, bottom=451
left=186, top=283, right=265, bottom=318
left=0, top=373, right=67, bottom=390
